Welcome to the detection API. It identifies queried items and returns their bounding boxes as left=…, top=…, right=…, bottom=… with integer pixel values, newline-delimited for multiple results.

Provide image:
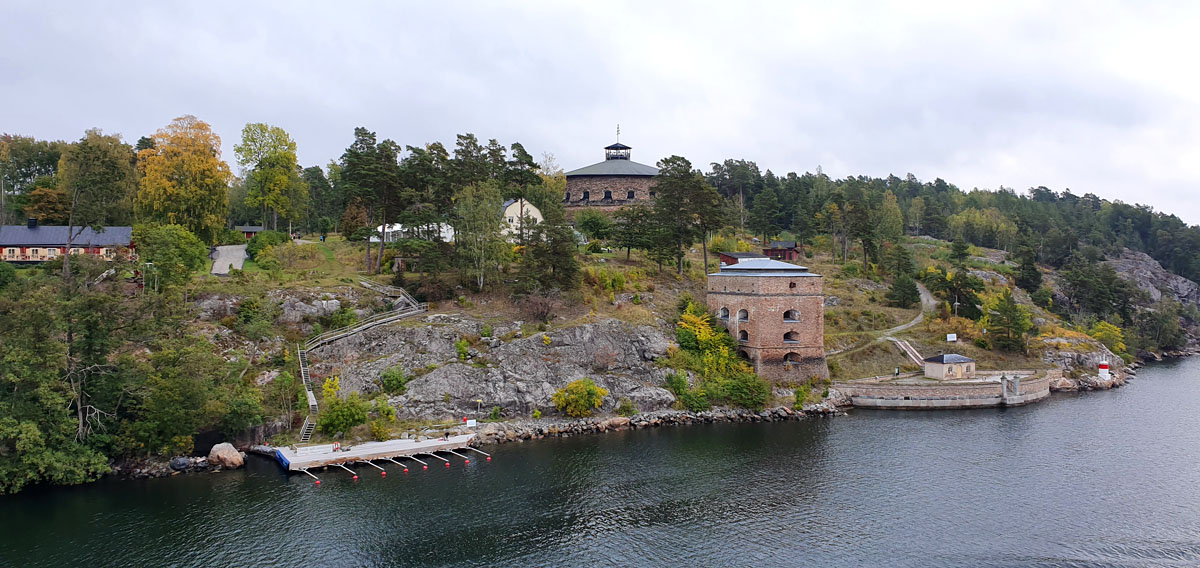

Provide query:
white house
left=500, top=199, right=542, bottom=240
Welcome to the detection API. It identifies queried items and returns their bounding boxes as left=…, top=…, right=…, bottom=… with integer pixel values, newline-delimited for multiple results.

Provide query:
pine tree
left=989, top=289, right=1031, bottom=351
left=886, top=274, right=920, bottom=308
left=747, top=185, right=780, bottom=243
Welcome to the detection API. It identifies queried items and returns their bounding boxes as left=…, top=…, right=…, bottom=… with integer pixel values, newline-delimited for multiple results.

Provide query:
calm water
left=3, top=360, right=1200, bottom=567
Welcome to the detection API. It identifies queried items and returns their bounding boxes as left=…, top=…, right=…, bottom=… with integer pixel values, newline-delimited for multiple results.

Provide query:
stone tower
left=706, top=258, right=828, bottom=382
left=564, top=140, right=659, bottom=210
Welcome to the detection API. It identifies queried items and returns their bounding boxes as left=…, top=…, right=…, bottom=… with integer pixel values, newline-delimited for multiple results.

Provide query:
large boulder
left=207, top=443, right=245, bottom=469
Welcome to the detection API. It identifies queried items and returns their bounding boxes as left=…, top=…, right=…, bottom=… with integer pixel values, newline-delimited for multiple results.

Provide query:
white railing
left=304, top=303, right=427, bottom=351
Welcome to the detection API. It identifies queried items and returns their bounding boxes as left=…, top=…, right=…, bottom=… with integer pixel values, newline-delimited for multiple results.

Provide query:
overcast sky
left=3, top=1, right=1199, bottom=222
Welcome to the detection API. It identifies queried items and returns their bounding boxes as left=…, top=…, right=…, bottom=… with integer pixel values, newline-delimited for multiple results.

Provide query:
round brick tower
left=706, top=258, right=828, bottom=382
left=564, top=141, right=659, bottom=210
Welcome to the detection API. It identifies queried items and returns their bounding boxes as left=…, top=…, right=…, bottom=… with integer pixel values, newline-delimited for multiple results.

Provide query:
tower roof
left=604, top=142, right=631, bottom=150
left=709, top=258, right=819, bottom=277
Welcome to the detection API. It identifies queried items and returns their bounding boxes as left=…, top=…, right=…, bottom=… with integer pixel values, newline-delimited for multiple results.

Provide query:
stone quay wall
left=833, top=372, right=1055, bottom=409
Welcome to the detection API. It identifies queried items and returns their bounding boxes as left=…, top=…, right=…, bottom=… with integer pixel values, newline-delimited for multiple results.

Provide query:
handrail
left=305, top=303, right=428, bottom=350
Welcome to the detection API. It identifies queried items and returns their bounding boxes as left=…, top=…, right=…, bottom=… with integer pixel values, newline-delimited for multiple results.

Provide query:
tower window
left=719, top=307, right=729, bottom=319
left=565, top=192, right=570, bottom=201
left=649, top=191, right=656, bottom=198
left=582, top=191, right=590, bottom=201
left=784, top=309, right=800, bottom=321
left=737, top=309, right=748, bottom=322
left=627, top=190, right=635, bottom=199
left=738, top=330, right=748, bottom=342
left=784, top=331, right=800, bottom=343
left=603, top=190, right=612, bottom=200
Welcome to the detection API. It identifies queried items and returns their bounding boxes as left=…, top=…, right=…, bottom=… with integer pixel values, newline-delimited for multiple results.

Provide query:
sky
left=3, top=1, right=1199, bottom=222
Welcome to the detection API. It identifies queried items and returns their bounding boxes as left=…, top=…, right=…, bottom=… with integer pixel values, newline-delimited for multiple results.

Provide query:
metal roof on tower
left=565, top=140, right=659, bottom=177
left=709, top=258, right=820, bottom=277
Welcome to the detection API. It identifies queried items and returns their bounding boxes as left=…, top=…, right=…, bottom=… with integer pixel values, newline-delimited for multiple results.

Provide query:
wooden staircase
left=294, top=282, right=427, bottom=444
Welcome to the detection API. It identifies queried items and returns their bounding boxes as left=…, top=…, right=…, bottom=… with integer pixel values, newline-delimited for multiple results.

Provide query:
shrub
left=665, top=371, right=688, bottom=396
left=327, top=306, right=357, bottom=329
left=247, top=230, right=289, bottom=260
left=489, top=406, right=502, bottom=420
left=372, top=395, right=396, bottom=422
left=679, top=389, right=710, bottom=412
left=481, top=324, right=494, bottom=338
left=724, top=371, right=770, bottom=411
left=380, top=366, right=411, bottom=395
left=318, top=393, right=370, bottom=435
left=131, top=223, right=208, bottom=287
left=0, top=261, right=14, bottom=290
left=974, top=337, right=991, bottom=350
left=454, top=338, right=470, bottom=360
left=616, top=397, right=638, bottom=417
left=369, top=419, right=391, bottom=441
left=532, top=408, right=542, bottom=420
left=552, top=378, right=609, bottom=417
left=794, top=385, right=811, bottom=409
left=215, top=227, right=247, bottom=245
left=542, top=334, right=552, bottom=346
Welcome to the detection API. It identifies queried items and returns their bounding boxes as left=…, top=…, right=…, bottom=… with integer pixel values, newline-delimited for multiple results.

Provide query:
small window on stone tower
left=582, top=191, right=590, bottom=201
left=719, top=307, right=729, bottom=319
left=737, top=309, right=748, bottom=322
left=649, top=191, right=656, bottom=198
left=627, top=190, right=635, bottom=199
left=564, top=192, right=570, bottom=201
left=790, top=282, right=797, bottom=288
left=784, top=331, right=800, bottom=343
left=784, top=309, right=800, bottom=321
left=603, top=190, right=612, bottom=200
left=738, top=330, right=748, bottom=342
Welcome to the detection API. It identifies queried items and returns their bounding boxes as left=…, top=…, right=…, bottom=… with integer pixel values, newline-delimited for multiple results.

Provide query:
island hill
left=3, top=121, right=1199, bottom=491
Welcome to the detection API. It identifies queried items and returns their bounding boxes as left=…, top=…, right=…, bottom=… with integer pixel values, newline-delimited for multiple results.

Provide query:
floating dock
left=274, top=434, right=482, bottom=474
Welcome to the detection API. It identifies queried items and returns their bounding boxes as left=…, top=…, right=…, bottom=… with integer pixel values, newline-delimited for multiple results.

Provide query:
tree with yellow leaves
left=135, top=116, right=231, bottom=244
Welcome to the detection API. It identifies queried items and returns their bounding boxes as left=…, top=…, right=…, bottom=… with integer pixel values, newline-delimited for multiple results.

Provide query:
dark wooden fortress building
left=564, top=140, right=659, bottom=211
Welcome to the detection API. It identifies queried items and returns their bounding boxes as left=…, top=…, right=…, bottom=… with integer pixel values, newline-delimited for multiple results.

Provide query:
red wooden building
left=0, top=219, right=134, bottom=263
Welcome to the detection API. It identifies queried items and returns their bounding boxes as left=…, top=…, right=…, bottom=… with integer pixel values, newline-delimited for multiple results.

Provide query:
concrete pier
left=274, top=434, right=475, bottom=471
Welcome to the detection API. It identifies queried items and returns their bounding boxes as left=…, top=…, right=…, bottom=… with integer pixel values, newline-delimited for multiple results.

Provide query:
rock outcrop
left=310, top=315, right=676, bottom=418
left=1104, top=249, right=1200, bottom=306
left=207, top=443, right=245, bottom=469
left=1034, top=334, right=1126, bottom=391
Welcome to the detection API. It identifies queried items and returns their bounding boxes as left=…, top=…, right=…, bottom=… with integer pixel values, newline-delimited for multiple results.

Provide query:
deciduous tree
left=135, top=116, right=231, bottom=244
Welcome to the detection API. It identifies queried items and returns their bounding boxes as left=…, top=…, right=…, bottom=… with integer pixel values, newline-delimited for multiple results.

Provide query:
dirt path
left=211, top=244, right=247, bottom=275
left=827, top=283, right=936, bottom=357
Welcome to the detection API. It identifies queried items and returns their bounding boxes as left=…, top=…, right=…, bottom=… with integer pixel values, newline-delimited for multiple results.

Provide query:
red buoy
left=486, top=456, right=491, bottom=461
left=445, top=462, right=450, bottom=467
left=404, top=468, right=409, bottom=473
left=423, top=465, right=428, bottom=470
left=353, top=475, right=358, bottom=480
left=315, top=480, right=320, bottom=485
left=465, top=459, right=470, bottom=464
left=381, top=471, right=386, bottom=477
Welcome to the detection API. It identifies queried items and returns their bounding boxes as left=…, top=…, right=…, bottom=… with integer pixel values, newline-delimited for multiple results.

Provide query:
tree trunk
left=701, top=237, right=709, bottom=274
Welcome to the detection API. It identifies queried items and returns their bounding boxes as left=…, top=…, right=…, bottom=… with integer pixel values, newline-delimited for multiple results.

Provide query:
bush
left=616, top=397, right=638, bottom=417
left=131, top=223, right=208, bottom=287
left=0, top=261, right=14, bottom=290
left=454, top=338, right=470, bottom=360
left=380, top=366, right=411, bottom=395
left=327, top=306, right=357, bottom=329
left=552, top=378, right=609, bottom=417
left=246, top=230, right=289, bottom=260
left=724, top=371, right=770, bottom=411
left=481, top=324, right=494, bottom=338
left=794, top=385, right=811, bottom=409
left=318, top=393, right=370, bottom=435
left=489, top=406, right=502, bottom=420
left=679, top=389, right=710, bottom=412
left=532, top=408, right=542, bottom=419
left=974, top=336, right=991, bottom=350
left=369, top=419, right=391, bottom=441
left=665, top=371, right=688, bottom=395
left=214, top=227, right=247, bottom=245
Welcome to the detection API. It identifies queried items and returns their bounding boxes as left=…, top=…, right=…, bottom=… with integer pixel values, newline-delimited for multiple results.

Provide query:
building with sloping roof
left=236, top=225, right=265, bottom=240
left=763, top=240, right=801, bottom=261
left=706, top=258, right=827, bottom=382
left=564, top=141, right=659, bottom=211
left=0, top=219, right=134, bottom=263
left=718, top=251, right=767, bottom=266
left=923, top=353, right=976, bottom=380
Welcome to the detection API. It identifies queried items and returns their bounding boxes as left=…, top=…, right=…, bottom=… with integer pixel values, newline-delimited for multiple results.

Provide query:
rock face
left=311, top=315, right=676, bottom=418
left=1034, top=335, right=1126, bottom=391
left=1104, top=249, right=1200, bottom=306
left=207, top=443, right=245, bottom=469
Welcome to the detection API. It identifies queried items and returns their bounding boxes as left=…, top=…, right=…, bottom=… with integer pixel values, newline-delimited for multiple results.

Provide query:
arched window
left=737, top=309, right=748, bottom=322
left=719, top=307, right=729, bottom=320
left=626, top=190, right=635, bottom=199
left=564, top=192, right=571, bottom=201
left=784, top=331, right=800, bottom=343
left=738, top=330, right=748, bottom=342
left=649, top=191, right=656, bottom=198
left=603, top=190, right=613, bottom=200
left=783, top=309, right=800, bottom=321
left=784, top=352, right=802, bottom=369
left=582, top=191, right=590, bottom=201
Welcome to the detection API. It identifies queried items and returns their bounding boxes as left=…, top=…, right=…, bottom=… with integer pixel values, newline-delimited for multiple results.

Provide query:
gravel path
left=211, top=244, right=247, bottom=275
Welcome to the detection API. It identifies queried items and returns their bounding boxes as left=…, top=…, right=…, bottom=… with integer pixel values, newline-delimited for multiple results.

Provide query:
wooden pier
left=274, top=434, right=479, bottom=472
